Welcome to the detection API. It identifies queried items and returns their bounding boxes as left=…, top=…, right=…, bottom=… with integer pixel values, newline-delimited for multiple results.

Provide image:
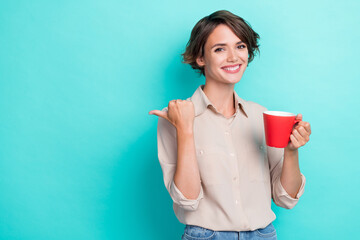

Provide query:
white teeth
left=223, top=65, right=240, bottom=71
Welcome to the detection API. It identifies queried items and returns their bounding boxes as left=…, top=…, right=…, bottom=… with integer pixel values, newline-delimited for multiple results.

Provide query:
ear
left=196, top=56, right=205, bottom=67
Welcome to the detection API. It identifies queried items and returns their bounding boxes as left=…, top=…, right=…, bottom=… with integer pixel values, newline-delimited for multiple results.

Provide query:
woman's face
left=196, top=24, right=249, bottom=85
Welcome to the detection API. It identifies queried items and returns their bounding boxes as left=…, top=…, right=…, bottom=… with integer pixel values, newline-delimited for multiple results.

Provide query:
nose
left=227, top=49, right=238, bottom=62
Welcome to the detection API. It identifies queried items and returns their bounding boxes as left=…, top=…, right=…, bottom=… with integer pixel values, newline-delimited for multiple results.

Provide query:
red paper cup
left=263, top=111, right=300, bottom=148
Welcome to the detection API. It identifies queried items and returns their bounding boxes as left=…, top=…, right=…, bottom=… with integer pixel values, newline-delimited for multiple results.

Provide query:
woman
left=149, top=10, right=311, bottom=240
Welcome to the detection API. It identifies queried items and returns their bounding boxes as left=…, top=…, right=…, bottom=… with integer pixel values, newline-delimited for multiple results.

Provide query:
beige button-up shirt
left=156, top=84, right=306, bottom=231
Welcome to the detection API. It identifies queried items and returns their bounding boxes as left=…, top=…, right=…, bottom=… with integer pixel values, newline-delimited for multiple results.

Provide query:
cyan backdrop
left=1, top=0, right=359, bottom=239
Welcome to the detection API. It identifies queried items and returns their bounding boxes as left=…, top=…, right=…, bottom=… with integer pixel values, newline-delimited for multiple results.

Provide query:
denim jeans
left=181, top=222, right=277, bottom=240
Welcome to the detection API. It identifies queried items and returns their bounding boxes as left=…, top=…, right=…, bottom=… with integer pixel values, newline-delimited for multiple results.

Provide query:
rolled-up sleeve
left=157, top=107, right=203, bottom=211
left=267, top=146, right=306, bottom=209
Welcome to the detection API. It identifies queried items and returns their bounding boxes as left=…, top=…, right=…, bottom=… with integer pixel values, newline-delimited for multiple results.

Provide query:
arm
left=174, top=128, right=202, bottom=200
left=268, top=147, right=306, bottom=209
left=268, top=114, right=309, bottom=209
left=150, top=100, right=203, bottom=210
left=281, top=148, right=302, bottom=198
left=281, top=114, right=311, bottom=198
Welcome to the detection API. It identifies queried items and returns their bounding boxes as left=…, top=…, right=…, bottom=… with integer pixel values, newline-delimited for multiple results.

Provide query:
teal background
left=1, top=0, right=359, bottom=239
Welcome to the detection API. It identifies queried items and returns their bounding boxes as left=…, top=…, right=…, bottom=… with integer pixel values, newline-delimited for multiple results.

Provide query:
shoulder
left=243, top=100, right=268, bottom=135
left=234, top=91, right=267, bottom=116
left=246, top=100, right=268, bottom=113
left=240, top=99, right=268, bottom=118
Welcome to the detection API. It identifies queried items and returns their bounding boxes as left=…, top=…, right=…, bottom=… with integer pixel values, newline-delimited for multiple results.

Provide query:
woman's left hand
left=286, top=114, right=311, bottom=151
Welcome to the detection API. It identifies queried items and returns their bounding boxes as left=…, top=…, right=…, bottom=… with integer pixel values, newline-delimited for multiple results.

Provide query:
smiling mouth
left=221, top=64, right=241, bottom=73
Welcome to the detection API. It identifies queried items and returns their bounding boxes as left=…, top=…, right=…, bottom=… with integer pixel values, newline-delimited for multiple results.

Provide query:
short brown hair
left=181, top=10, right=260, bottom=77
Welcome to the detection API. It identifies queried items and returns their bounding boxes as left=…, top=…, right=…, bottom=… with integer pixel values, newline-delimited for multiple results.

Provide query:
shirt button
left=199, top=150, right=204, bottom=155
left=235, top=200, right=239, bottom=204
left=259, top=145, right=264, bottom=150
left=230, top=153, right=235, bottom=157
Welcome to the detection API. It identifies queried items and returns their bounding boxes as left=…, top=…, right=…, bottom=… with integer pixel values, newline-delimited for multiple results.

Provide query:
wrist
left=176, top=126, right=194, bottom=135
left=284, top=147, right=299, bottom=159
left=285, top=146, right=298, bottom=153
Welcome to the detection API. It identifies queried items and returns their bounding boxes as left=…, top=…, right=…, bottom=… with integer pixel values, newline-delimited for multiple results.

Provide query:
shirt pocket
left=196, top=148, right=230, bottom=186
left=244, top=144, right=270, bottom=183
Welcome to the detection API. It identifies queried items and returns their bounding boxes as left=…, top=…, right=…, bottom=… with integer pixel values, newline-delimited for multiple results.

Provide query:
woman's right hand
left=149, top=100, right=195, bottom=133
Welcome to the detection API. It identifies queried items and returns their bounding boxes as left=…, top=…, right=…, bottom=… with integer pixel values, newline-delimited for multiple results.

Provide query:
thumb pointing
left=149, top=110, right=169, bottom=120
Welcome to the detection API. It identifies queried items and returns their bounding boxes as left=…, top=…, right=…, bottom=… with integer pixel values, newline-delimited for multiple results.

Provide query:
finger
left=297, top=126, right=310, bottom=141
left=169, top=100, right=178, bottom=107
left=148, top=110, right=169, bottom=121
left=292, top=114, right=302, bottom=129
left=292, top=129, right=305, bottom=146
left=303, top=122, right=311, bottom=134
left=297, top=121, right=311, bottom=134
left=290, top=134, right=301, bottom=148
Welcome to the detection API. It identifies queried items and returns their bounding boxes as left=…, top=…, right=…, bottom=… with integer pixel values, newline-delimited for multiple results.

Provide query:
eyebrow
left=211, top=41, right=244, bottom=49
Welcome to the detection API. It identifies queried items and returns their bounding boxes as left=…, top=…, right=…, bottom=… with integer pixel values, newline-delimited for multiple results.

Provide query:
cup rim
left=263, top=111, right=296, bottom=117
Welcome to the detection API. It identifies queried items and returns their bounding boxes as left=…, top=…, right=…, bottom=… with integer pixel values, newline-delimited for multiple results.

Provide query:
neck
left=202, top=81, right=235, bottom=117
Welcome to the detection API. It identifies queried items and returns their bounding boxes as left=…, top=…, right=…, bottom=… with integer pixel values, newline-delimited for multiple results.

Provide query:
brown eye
left=214, top=48, right=224, bottom=52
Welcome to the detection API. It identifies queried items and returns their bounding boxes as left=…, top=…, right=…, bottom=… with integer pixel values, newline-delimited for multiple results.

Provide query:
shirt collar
left=190, top=84, right=248, bottom=118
